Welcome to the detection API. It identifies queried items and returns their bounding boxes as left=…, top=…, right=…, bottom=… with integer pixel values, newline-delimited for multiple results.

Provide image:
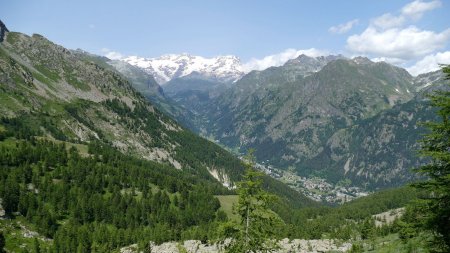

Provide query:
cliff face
left=0, top=20, right=9, bottom=42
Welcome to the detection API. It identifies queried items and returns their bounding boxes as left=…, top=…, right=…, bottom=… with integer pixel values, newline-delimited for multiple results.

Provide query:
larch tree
left=412, top=65, right=450, bottom=252
left=223, top=151, right=283, bottom=253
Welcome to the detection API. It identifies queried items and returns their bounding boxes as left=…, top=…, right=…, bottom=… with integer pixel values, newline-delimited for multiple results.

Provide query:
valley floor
left=255, top=162, right=369, bottom=204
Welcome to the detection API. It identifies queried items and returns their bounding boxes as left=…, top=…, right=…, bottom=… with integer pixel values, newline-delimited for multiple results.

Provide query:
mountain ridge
left=171, top=54, right=448, bottom=189
left=104, top=49, right=449, bottom=190
left=0, top=27, right=315, bottom=208
left=123, top=53, right=244, bottom=84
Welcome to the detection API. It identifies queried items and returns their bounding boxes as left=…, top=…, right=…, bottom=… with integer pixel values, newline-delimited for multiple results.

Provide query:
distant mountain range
left=115, top=52, right=449, bottom=190
left=122, top=53, right=244, bottom=84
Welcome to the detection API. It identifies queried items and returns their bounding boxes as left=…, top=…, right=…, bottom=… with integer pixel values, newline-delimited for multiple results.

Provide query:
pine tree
left=412, top=65, right=450, bottom=252
left=223, top=151, right=283, bottom=253
left=33, top=238, right=40, bottom=253
left=2, top=173, right=20, bottom=215
left=0, top=232, right=5, bottom=253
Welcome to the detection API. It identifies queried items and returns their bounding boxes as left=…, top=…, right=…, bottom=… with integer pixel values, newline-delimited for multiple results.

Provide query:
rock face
left=283, top=54, right=346, bottom=76
left=0, top=19, right=9, bottom=42
left=120, top=239, right=352, bottom=253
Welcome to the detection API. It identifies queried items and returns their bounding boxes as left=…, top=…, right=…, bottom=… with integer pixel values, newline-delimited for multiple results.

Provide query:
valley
left=1, top=0, right=450, bottom=250
left=127, top=54, right=447, bottom=192
left=262, top=165, right=369, bottom=204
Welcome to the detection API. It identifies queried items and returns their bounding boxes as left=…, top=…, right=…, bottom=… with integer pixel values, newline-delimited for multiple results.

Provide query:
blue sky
left=1, top=0, right=449, bottom=75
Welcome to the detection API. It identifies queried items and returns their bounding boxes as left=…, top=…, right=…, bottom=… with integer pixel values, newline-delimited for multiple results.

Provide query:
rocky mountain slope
left=302, top=85, right=442, bottom=188
left=203, top=56, right=415, bottom=158
left=113, top=51, right=448, bottom=190
left=177, top=54, right=448, bottom=189
left=105, top=58, right=200, bottom=129
left=123, top=53, right=244, bottom=84
left=1, top=31, right=181, bottom=166
left=282, top=54, right=346, bottom=76
left=160, top=54, right=346, bottom=124
left=0, top=27, right=313, bottom=207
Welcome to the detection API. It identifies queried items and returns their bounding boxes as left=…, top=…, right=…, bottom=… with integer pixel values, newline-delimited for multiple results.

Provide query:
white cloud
left=347, top=26, right=450, bottom=60
left=401, top=0, right=441, bottom=20
left=346, top=0, right=450, bottom=66
left=329, top=19, right=359, bottom=34
left=371, top=13, right=406, bottom=29
left=371, top=0, right=441, bottom=29
left=406, top=51, right=450, bottom=75
left=242, top=48, right=329, bottom=72
left=101, top=48, right=124, bottom=60
left=371, top=56, right=407, bottom=65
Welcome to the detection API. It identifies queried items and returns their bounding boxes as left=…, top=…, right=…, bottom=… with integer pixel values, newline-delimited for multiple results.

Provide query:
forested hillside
left=0, top=25, right=317, bottom=252
left=0, top=28, right=314, bottom=206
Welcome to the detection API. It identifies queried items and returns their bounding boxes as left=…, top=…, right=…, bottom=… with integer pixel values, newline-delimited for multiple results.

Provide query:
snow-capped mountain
left=122, top=53, right=244, bottom=85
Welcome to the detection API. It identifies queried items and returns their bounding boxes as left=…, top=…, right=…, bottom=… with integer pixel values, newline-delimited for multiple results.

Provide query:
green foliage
left=288, top=186, right=419, bottom=240
left=0, top=137, right=226, bottom=252
left=216, top=195, right=239, bottom=221
left=349, top=243, right=363, bottom=253
left=397, top=204, right=426, bottom=242
left=410, top=65, right=450, bottom=252
left=34, top=65, right=60, bottom=82
left=360, top=218, right=376, bottom=240
left=33, top=238, right=40, bottom=253
left=2, top=173, right=20, bottom=215
left=221, top=151, right=283, bottom=253
left=63, top=64, right=91, bottom=91
left=6, top=32, right=20, bottom=45
left=0, top=232, right=5, bottom=253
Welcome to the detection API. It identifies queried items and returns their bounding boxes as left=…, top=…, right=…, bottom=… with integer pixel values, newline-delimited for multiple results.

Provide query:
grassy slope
left=0, top=217, right=52, bottom=253
left=215, top=195, right=239, bottom=221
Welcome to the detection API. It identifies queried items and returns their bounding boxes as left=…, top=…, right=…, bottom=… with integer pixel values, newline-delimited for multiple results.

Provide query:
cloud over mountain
left=345, top=0, right=450, bottom=75
left=241, top=48, right=329, bottom=72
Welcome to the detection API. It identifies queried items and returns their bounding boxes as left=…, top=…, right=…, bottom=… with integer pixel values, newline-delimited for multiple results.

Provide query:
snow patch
left=122, top=53, right=244, bottom=84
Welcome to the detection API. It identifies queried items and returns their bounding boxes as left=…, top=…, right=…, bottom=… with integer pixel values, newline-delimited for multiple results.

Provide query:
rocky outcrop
left=0, top=19, right=9, bottom=42
left=120, top=239, right=352, bottom=253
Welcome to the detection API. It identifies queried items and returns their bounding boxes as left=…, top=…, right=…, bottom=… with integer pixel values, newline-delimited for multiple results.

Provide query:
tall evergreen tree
left=412, top=65, right=450, bottom=252
left=33, top=238, right=41, bottom=253
left=0, top=232, right=5, bottom=253
left=2, top=173, right=20, bottom=215
left=223, top=151, right=282, bottom=253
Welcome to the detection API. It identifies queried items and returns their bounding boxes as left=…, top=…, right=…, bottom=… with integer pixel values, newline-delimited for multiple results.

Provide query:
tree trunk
left=245, top=207, right=250, bottom=247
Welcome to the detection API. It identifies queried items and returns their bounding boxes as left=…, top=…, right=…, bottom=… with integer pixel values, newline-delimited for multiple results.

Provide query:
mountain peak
left=352, top=56, right=373, bottom=65
left=0, top=19, right=9, bottom=42
left=296, top=54, right=313, bottom=60
left=283, top=54, right=347, bottom=76
left=122, top=53, right=244, bottom=84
